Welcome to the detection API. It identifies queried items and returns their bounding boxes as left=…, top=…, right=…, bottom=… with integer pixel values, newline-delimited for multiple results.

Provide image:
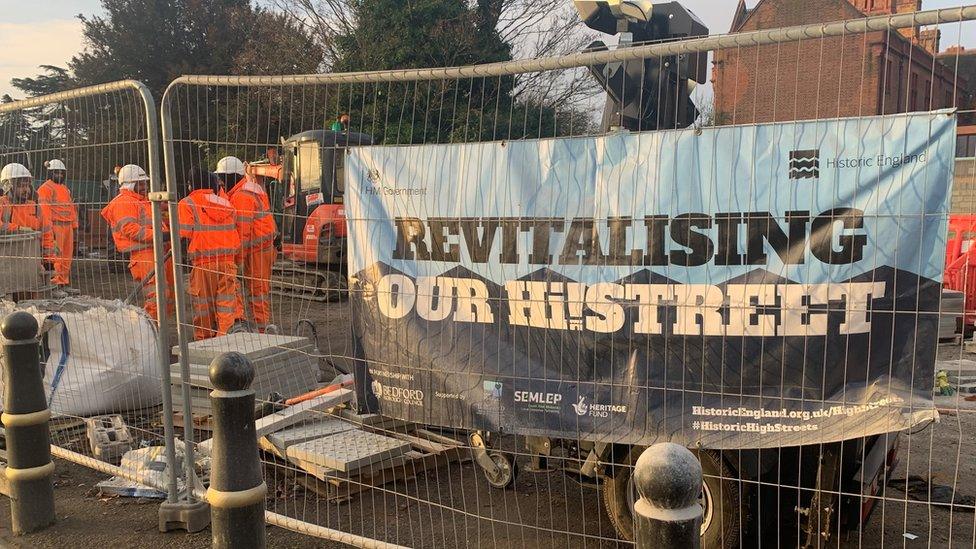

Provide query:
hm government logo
left=789, top=149, right=820, bottom=180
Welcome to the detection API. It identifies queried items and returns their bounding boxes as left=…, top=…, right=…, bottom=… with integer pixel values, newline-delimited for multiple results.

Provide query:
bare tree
left=269, top=0, right=601, bottom=111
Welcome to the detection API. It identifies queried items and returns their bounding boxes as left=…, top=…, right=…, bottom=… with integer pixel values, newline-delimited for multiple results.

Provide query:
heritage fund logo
left=789, top=149, right=820, bottom=180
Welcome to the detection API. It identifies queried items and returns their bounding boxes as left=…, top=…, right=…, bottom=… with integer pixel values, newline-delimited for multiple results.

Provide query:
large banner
left=346, top=111, right=956, bottom=449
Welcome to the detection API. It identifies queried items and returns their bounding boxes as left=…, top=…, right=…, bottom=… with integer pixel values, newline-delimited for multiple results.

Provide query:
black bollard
left=1, top=311, right=55, bottom=534
left=633, top=443, right=703, bottom=549
left=207, top=352, right=266, bottom=549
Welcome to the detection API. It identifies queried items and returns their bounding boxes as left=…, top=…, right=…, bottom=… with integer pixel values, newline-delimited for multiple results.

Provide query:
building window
left=958, top=134, right=976, bottom=158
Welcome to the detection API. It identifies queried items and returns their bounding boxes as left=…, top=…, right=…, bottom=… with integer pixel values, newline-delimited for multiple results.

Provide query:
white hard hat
left=44, top=159, right=66, bottom=171
left=118, top=164, right=149, bottom=191
left=215, top=156, right=245, bottom=175
left=0, top=163, right=32, bottom=194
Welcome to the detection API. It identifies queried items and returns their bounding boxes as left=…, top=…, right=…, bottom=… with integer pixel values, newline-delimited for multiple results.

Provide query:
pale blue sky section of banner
left=0, top=1, right=973, bottom=99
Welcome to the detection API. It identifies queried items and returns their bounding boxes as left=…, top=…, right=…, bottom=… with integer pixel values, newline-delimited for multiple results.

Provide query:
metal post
left=1, top=312, right=56, bottom=534
left=155, top=82, right=211, bottom=532
left=158, top=82, right=203, bottom=512
left=128, top=81, right=183, bottom=515
left=633, top=443, right=703, bottom=549
left=207, top=352, right=267, bottom=549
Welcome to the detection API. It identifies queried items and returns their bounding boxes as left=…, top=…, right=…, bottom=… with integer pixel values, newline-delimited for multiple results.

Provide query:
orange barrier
left=945, top=215, right=976, bottom=326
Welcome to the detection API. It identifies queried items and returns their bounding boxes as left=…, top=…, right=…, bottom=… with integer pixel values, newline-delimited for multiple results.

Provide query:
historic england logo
left=789, top=149, right=819, bottom=179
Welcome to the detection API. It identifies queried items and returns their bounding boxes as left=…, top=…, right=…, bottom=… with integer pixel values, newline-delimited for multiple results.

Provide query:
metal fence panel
left=0, top=80, right=181, bottom=504
left=156, top=6, right=976, bottom=548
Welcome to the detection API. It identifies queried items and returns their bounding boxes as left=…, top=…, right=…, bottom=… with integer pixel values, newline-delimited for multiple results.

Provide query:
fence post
left=1, top=311, right=56, bottom=534
left=633, top=443, right=702, bottom=549
left=207, top=352, right=266, bottom=549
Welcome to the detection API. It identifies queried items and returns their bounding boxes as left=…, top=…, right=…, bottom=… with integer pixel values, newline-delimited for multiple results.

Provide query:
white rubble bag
left=0, top=298, right=162, bottom=416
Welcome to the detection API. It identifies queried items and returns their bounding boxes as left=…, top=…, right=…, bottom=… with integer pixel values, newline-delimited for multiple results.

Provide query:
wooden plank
left=329, top=450, right=459, bottom=500
left=173, top=412, right=214, bottom=431
left=254, top=389, right=352, bottom=438
left=290, top=444, right=471, bottom=502
left=414, top=428, right=467, bottom=447
left=387, top=431, right=451, bottom=455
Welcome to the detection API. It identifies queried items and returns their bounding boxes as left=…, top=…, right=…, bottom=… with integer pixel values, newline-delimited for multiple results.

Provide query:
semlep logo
left=789, top=149, right=819, bottom=179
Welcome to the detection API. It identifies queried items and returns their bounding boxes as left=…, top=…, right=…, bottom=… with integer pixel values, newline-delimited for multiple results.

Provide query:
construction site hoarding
left=346, top=110, right=955, bottom=449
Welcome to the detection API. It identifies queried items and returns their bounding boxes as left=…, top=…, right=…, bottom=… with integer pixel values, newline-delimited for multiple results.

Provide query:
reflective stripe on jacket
left=178, top=189, right=241, bottom=265
left=228, top=178, right=277, bottom=252
left=37, top=180, right=78, bottom=228
left=101, top=189, right=166, bottom=254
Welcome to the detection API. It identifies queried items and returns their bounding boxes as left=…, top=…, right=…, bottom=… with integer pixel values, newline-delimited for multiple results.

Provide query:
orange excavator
left=247, top=128, right=373, bottom=301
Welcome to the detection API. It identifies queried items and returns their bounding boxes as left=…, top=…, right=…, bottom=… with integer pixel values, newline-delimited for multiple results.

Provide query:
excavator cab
left=271, top=129, right=372, bottom=302
left=280, top=129, right=373, bottom=264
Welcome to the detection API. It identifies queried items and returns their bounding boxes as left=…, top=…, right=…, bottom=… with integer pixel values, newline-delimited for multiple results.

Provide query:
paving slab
left=172, top=332, right=312, bottom=363
left=254, top=389, right=353, bottom=437
left=266, top=418, right=357, bottom=453
left=286, top=430, right=410, bottom=472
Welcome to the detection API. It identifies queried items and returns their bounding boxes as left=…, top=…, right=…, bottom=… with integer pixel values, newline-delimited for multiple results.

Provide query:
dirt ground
left=4, top=259, right=976, bottom=548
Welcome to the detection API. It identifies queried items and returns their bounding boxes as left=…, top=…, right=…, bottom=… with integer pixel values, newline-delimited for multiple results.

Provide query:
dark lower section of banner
left=350, top=262, right=939, bottom=449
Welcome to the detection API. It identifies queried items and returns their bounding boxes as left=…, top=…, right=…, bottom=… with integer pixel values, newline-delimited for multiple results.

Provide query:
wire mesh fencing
left=0, top=81, right=184, bottom=502
left=151, top=6, right=976, bottom=547
left=0, top=3, right=966, bottom=548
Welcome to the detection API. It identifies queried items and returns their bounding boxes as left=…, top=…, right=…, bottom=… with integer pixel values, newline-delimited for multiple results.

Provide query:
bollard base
left=159, top=499, right=211, bottom=533
left=9, top=475, right=56, bottom=535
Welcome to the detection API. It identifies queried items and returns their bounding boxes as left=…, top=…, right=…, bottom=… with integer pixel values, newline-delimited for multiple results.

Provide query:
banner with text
left=346, top=111, right=956, bottom=448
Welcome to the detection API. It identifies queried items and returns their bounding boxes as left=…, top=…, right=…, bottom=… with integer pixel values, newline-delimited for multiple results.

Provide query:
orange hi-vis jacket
left=178, top=189, right=241, bottom=265
left=228, top=178, right=276, bottom=253
left=36, top=180, right=78, bottom=228
left=0, top=196, right=57, bottom=257
left=100, top=190, right=166, bottom=259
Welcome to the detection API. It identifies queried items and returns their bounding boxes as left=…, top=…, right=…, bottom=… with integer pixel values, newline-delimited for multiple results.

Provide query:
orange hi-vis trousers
left=189, top=261, right=243, bottom=340
left=129, top=250, right=174, bottom=321
left=50, top=223, right=74, bottom=286
left=241, top=245, right=275, bottom=331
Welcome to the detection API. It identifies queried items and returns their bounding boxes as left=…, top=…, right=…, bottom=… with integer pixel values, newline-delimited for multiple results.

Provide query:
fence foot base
left=159, top=499, right=210, bottom=533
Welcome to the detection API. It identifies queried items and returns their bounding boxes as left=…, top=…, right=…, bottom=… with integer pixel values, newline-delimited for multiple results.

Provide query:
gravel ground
left=2, top=261, right=974, bottom=548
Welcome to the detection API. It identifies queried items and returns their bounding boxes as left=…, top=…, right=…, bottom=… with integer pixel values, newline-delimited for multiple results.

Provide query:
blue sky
left=0, top=0, right=973, bottom=99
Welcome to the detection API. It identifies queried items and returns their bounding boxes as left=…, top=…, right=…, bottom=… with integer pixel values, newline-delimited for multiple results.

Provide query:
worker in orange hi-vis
left=0, top=163, right=58, bottom=263
left=36, top=159, right=78, bottom=296
left=226, top=157, right=278, bottom=333
left=100, top=164, right=174, bottom=320
left=178, top=168, right=244, bottom=340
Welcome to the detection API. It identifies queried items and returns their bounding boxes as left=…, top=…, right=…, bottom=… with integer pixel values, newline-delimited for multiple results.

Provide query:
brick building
left=939, top=46, right=976, bottom=134
left=711, top=0, right=964, bottom=126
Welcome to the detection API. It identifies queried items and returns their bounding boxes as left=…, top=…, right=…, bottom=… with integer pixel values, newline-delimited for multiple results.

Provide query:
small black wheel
left=483, top=451, right=518, bottom=489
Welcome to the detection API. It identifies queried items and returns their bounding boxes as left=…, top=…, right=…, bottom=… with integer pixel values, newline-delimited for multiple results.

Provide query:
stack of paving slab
left=940, top=290, right=964, bottom=340
left=171, top=333, right=319, bottom=416
left=262, top=416, right=412, bottom=477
